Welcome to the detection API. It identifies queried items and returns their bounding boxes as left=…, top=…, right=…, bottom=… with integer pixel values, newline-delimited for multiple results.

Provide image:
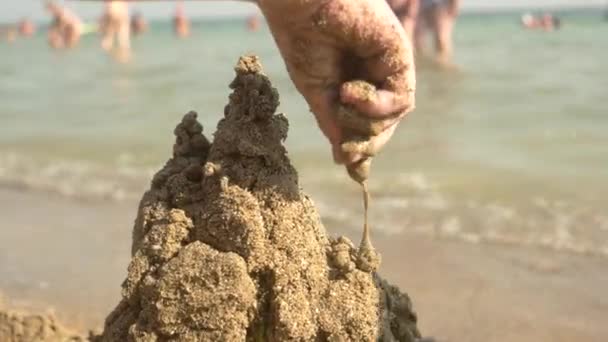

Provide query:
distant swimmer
left=174, top=1, right=191, bottom=38
left=541, top=13, right=561, bottom=31
left=386, top=0, right=419, bottom=43
left=100, top=1, right=131, bottom=59
left=521, top=12, right=561, bottom=32
left=1, top=26, right=18, bottom=43
left=246, top=15, right=260, bottom=32
left=415, top=0, right=461, bottom=67
left=131, top=11, right=148, bottom=36
left=552, top=16, right=562, bottom=30
left=45, top=1, right=83, bottom=49
left=18, top=18, right=36, bottom=37
left=521, top=13, right=540, bottom=29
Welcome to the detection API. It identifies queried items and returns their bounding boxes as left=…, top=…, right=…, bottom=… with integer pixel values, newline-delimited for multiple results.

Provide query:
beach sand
left=1, top=186, right=607, bottom=341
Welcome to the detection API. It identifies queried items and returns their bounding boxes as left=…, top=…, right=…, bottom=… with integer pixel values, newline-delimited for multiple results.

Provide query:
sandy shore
left=1, top=187, right=607, bottom=341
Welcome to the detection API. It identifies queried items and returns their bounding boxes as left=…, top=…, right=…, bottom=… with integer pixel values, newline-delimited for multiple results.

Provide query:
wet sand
left=1, top=187, right=607, bottom=341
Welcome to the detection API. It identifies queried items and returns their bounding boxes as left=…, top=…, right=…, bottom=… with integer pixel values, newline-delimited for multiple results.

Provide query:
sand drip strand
left=361, top=180, right=372, bottom=250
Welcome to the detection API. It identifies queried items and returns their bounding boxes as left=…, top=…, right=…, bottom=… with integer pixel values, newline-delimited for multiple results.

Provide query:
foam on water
left=1, top=148, right=607, bottom=258
left=0, top=151, right=151, bottom=201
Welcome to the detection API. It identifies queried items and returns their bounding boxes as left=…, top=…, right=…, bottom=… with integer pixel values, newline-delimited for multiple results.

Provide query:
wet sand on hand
left=0, top=186, right=607, bottom=341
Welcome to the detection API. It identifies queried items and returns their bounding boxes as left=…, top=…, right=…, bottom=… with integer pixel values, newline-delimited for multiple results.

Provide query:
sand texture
left=92, top=56, right=420, bottom=342
left=0, top=296, right=85, bottom=342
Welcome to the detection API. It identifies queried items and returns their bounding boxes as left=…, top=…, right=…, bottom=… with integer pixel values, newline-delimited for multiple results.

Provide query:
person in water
left=1, top=25, right=18, bottom=43
left=100, top=1, right=131, bottom=59
left=45, top=1, right=83, bottom=49
left=131, top=11, right=148, bottom=36
left=173, top=1, right=191, bottom=38
left=540, top=13, right=561, bottom=31
left=18, top=18, right=36, bottom=37
left=415, top=0, right=460, bottom=66
left=521, top=13, right=561, bottom=32
left=386, top=0, right=419, bottom=43
left=246, top=15, right=260, bottom=32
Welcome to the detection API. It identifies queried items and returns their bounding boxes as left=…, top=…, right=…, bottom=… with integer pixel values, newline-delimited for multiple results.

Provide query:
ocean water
left=1, top=13, right=607, bottom=257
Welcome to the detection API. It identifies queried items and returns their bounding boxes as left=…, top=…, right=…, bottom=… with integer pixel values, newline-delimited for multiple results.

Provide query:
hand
left=259, top=0, right=416, bottom=165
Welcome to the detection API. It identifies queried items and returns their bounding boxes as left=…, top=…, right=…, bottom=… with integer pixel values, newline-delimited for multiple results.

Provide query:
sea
left=1, top=11, right=607, bottom=258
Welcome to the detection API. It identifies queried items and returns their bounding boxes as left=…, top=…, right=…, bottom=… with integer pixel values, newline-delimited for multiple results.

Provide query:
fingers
left=340, top=123, right=399, bottom=165
left=332, top=144, right=347, bottom=164
left=308, top=89, right=341, bottom=147
left=345, top=48, right=415, bottom=120
left=263, top=0, right=415, bottom=166
left=290, top=81, right=352, bottom=165
left=327, top=0, right=414, bottom=164
left=337, top=2, right=415, bottom=165
left=336, top=104, right=404, bottom=137
left=310, top=87, right=404, bottom=166
left=268, top=27, right=348, bottom=162
left=342, top=1, right=416, bottom=119
left=340, top=84, right=410, bottom=119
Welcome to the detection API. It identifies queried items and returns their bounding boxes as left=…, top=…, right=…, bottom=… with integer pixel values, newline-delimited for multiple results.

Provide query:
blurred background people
left=521, top=12, right=562, bottom=31
left=45, top=1, right=83, bottom=49
left=541, top=13, right=561, bottom=31
left=17, top=18, right=36, bottom=37
left=130, top=11, right=148, bottom=36
left=173, top=1, right=190, bottom=38
left=415, top=0, right=461, bottom=67
left=1, top=26, right=18, bottom=43
left=387, top=0, right=419, bottom=43
left=99, top=0, right=131, bottom=60
left=246, top=15, right=260, bottom=32
left=521, top=12, right=540, bottom=29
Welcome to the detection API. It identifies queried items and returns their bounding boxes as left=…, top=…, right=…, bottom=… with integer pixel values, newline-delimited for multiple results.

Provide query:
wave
left=311, top=173, right=608, bottom=259
left=2, top=151, right=607, bottom=259
left=0, top=151, right=154, bottom=201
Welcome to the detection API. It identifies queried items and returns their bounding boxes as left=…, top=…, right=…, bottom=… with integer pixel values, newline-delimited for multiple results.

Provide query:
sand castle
left=1, top=56, right=421, bottom=342
left=95, top=56, right=421, bottom=341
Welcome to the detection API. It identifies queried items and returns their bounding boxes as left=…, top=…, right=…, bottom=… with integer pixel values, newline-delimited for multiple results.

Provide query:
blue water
left=1, top=13, right=607, bottom=256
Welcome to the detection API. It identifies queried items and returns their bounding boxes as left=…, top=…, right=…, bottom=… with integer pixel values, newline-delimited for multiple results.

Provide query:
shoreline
left=1, top=186, right=607, bottom=341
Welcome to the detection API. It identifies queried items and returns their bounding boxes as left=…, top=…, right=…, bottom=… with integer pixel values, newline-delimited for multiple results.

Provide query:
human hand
left=259, top=0, right=416, bottom=165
